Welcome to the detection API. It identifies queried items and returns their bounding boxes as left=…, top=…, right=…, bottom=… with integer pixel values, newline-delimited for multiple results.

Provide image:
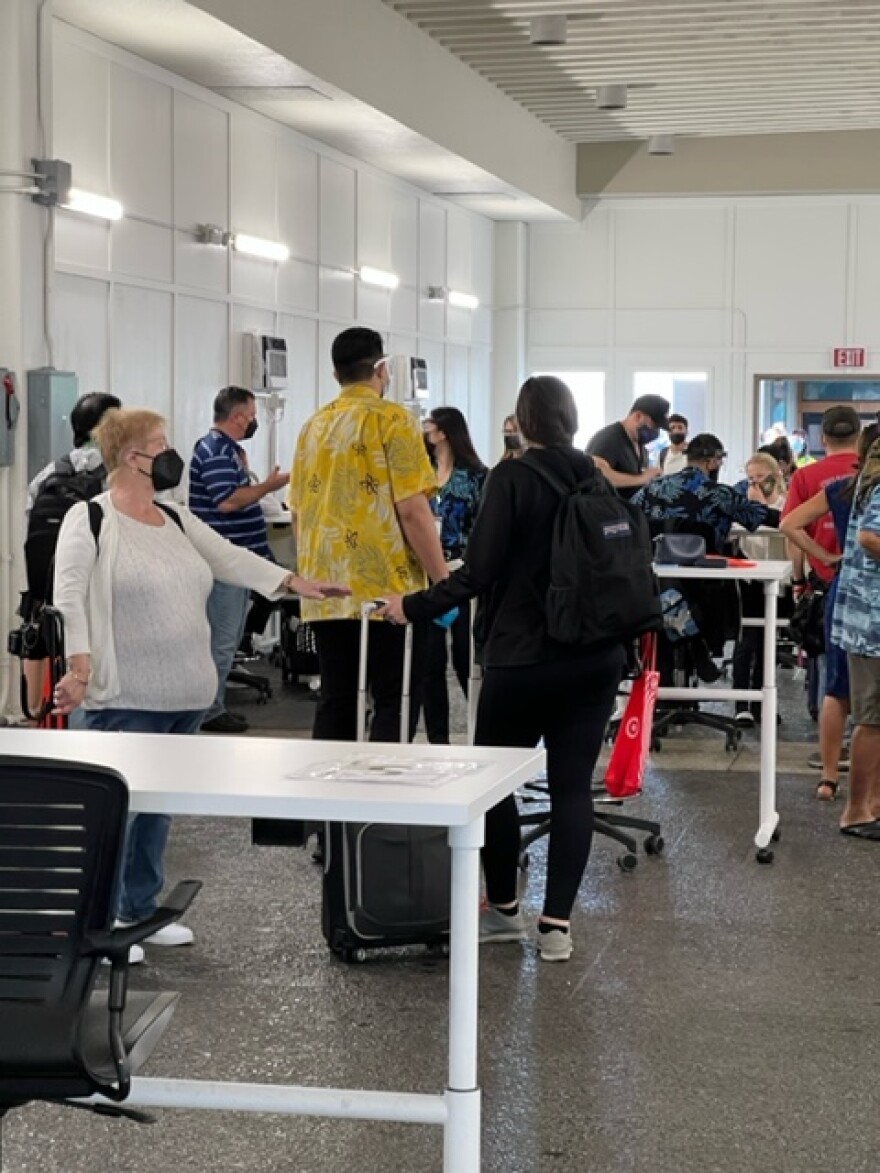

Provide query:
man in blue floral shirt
left=631, top=433, right=778, bottom=552
left=831, top=438, right=880, bottom=837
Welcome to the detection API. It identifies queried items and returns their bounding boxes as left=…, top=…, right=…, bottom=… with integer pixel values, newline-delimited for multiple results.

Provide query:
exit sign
left=833, top=347, right=866, bottom=368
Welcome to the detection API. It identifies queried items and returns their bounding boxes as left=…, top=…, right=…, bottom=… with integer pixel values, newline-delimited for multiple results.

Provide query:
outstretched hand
left=287, top=575, right=351, bottom=600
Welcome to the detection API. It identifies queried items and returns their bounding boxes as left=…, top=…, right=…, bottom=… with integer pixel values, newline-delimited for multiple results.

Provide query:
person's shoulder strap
left=156, top=501, right=186, bottom=532
left=87, top=500, right=104, bottom=552
left=518, top=451, right=569, bottom=497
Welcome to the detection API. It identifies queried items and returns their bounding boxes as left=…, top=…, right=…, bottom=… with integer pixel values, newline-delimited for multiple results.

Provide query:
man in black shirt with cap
left=586, top=394, right=671, bottom=499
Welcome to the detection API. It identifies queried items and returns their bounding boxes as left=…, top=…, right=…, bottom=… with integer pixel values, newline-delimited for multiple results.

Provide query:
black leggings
left=476, top=647, right=625, bottom=921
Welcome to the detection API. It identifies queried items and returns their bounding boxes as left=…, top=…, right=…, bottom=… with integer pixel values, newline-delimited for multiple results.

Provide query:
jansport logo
left=602, top=520, right=631, bottom=539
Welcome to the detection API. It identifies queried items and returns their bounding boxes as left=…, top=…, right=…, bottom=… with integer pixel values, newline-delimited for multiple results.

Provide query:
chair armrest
left=85, top=879, right=202, bottom=960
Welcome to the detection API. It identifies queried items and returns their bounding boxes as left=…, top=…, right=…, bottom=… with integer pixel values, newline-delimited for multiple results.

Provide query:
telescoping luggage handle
left=358, top=600, right=413, bottom=744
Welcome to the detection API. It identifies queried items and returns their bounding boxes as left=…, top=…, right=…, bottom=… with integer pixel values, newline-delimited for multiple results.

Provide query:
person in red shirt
left=782, top=406, right=862, bottom=591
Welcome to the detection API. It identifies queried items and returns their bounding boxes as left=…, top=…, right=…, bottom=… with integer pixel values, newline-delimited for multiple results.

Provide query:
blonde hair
left=93, top=408, right=166, bottom=474
left=746, top=451, right=782, bottom=481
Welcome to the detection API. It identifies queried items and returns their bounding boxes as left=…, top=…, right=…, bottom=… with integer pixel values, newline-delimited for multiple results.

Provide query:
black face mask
left=134, top=448, right=185, bottom=492
left=669, top=431, right=687, bottom=447
left=243, top=419, right=258, bottom=441
left=503, top=433, right=522, bottom=452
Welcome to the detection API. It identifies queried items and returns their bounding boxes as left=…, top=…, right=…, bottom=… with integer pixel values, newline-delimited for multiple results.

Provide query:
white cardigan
left=53, top=492, right=289, bottom=705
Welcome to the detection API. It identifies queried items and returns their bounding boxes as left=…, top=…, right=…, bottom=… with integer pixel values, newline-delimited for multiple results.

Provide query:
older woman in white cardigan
left=53, top=407, right=347, bottom=961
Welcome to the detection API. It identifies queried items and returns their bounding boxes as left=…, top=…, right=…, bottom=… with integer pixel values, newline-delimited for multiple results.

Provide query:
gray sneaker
left=537, top=928, right=573, bottom=963
left=808, top=748, right=850, bottom=772
left=479, top=906, right=527, bottom=944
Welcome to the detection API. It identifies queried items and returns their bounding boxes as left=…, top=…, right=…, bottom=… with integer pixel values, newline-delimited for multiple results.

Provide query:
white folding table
left=0, top=729, right=545, bottom=1172
left=653, top=560, right=792, bottom=861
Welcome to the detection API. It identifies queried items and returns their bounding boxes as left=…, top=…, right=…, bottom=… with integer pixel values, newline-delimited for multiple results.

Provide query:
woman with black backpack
left=381, top=376, right=634, bottom=962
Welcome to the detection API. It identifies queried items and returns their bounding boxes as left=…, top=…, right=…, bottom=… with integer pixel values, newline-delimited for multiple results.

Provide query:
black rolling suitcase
left=322, top=602, right=451, bottom=963
left=276, top=600, right=320, bottom=684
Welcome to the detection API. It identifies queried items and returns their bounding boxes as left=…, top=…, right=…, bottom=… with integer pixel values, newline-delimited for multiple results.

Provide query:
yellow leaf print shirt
left=288, top=384, right=438, bottom=621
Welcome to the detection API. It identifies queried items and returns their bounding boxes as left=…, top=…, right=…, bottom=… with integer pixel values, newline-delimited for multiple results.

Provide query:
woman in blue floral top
left=422, top=407, right=487, bottom=742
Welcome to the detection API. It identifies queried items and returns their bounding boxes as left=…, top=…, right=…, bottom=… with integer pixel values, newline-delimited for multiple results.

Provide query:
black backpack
left=24, top=456, right=107, bottom=603
left=521, top=453, right=662, bottom=649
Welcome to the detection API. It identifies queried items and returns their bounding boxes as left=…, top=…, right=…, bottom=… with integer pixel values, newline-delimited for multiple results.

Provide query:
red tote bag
left=604, top=634, right=659, bottom=799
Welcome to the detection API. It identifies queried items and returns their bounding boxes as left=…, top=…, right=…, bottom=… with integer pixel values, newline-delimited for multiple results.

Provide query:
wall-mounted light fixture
left=63, top=188, right=124, bottom=220
left=358, top=265, right=400, bottom=290
left=195, top=223, right=226, bottom=246
left=232, top=233, right=289, bottom=262
left=427, top=285, right=479, bottom=310
left=648, top=135, right=675, bottom=156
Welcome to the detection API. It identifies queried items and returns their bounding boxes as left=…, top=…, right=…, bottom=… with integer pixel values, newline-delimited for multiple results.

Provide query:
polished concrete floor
left=4, top=663, right=880, bottom=1172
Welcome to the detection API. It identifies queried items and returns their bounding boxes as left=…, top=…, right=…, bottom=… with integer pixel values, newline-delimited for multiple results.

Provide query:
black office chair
left=0, top=756, right=200, bottom=1139
left=649, top=520, right=744, bottom=752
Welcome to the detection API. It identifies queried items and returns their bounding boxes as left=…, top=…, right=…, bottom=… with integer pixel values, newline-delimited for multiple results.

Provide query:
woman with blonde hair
left=53, top=408, right=347, bottom=960
left=732, top=451, right=788, bottom=726
left=500, top=414, right=522, bottom=460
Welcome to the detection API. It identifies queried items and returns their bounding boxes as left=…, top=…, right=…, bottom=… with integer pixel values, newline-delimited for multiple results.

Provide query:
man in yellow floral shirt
left=289, top=327, right=446, bottom=740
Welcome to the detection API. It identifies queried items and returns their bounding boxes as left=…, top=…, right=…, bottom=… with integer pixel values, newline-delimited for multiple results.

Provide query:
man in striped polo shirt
left=190, top=386, right=289, bottom=733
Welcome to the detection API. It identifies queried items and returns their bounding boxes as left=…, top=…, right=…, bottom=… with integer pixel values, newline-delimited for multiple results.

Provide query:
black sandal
left=816, top=779, right=839, bottom=801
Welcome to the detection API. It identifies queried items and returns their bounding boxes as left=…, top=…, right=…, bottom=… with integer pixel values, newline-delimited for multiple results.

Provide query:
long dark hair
left=430, top=406, right=486, bottom=472
left=846, top=421, right=880, bottom=507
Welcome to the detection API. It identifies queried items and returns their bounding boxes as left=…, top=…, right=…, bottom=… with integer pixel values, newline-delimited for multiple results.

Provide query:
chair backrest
left=0, top=756, right=128, bottom=1100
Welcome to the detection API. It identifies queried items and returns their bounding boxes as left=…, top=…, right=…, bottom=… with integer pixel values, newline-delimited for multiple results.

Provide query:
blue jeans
left=77, top=707, right=205, bottom=920
left=205, top=581, right=250, bottom=722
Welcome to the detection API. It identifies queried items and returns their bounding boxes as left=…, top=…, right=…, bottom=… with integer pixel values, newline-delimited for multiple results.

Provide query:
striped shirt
left=189, top=429, right=271, bottom=558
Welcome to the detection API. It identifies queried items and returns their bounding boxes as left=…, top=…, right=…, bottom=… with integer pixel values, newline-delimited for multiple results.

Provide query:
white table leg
left=756, top=580, right=781, bottom=857
left=444, top=817, right=484, bottom=1173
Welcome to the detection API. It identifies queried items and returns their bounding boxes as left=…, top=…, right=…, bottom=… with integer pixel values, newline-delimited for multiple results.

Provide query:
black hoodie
left=403, top=445, right=598, bottom=668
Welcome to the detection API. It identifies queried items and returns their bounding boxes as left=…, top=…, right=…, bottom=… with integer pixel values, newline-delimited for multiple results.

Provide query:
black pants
left=476, top=647, right=625, bottom=921
left=422, top=610, right=471, bottom=744
left=312, top=619, right=426, bottom=742
left=731, top=581, right=764, bottom=709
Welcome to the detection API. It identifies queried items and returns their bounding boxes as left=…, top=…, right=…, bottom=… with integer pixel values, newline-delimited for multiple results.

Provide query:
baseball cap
left=686, top=433, right=726, bottom=460
left=821, top=405, right=861, bottom=439
left=631, top=394, right=671, bottom=432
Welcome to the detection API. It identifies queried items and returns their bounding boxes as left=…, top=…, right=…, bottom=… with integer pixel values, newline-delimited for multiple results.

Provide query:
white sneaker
left=537, top=928, right=573, bottom=963
left=116, top=919, right=194, bottom=947
left=144, top=922, right=194, bottom=947
left=479, top=905, right=527, bottom=944
left=101, top=944, right=144, bottom=966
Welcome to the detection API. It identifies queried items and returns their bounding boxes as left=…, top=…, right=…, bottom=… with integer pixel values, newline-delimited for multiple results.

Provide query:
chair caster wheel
left=725, top=734, right=741, bottom=752
left=644, top=835, right=665, bottom=856
left=617, top=852, right=638, bottom=872
left=771, top=828, right=781, bottom=842
left=756, top=848, right=774, bottom=865
left=341, top=947, right=368, bottom=964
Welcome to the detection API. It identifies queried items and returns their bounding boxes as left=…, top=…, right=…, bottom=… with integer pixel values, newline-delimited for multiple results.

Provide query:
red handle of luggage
left=604, top=634, right=659, bottom=799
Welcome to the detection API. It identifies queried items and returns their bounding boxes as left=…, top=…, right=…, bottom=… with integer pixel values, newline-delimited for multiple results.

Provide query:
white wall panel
left=112, top=221, right=173, bottom=284
left=232, top=254, right=277, bottom=305
left=53, top=38, right=109, bottom=195
left=278, top=141, right=319, bottom=263
left=390, top=190, right=419, bottom=289
left=447, top=210, right=473, bottom=296
left=317, top=321, right=341, bottom=404
left=319, top=268, right=355, bottom=322
left=852, top=205, right=880, bottom=349
left=444, top=345, right=470, bottom=413
left=615, top=309, right=728, bottom=349
left=446, top=306, right=472, bottom=346
left=471, top=217, right=494, bottom=308
left=278, top=315, right=318, bottom=464
left=529, top=309, right=610, bottom=349
left=319, top=159, right=356, bottom=271
left=110, top=285, right=172, bottom=414
left=528, top=214, right=610, bottom=309
left=174, top=296, right=228, bottom=458
left=175, top=231, right=228, bottom=294
left=54, top=213, right=110, bottom=273
left=54, top=274, right=109, bottom=396
left=278, top=258, right=318, bottom=314
left=419, top=202, right=446, bottom=289
left=468, top=348, right=492, bottom=460
left=734, top=204, right=848, bottom=348
left=357, top=172, right=394, bottom=270
left=110, top=66, right=172, bottom=222
left=391, top=287, right=418, bottom=334
left=174, top=92, right=228, bottom=230
left=614, top=206, right=726, bottom=309
left=231, top=121, right=277, bottom=240
left=356, top=285, right=392, bottom=330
